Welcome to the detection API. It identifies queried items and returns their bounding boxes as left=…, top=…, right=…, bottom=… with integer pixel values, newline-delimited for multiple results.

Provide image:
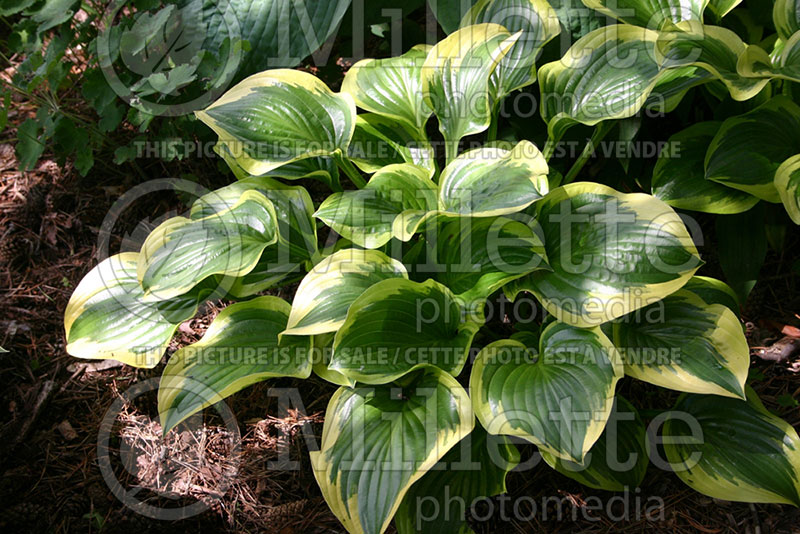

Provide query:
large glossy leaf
left=505, top=182, right=702, bottom=327
left=361, top=114, right=436, bottom=176
left=775, top=154, right=800, bottom=224
left=461, top=0, right=561, bottom=102
left=655, top=22, right=768, bottom=101
left=738, top=32, right=800, bottom=83
left=651, top=122, right=759, bottom=214
left=419, top=215, right=549, bottom=304
left=192, top=176, right=319, bottom=298
left=421, top=24, right=520, bottom=160
left=613, top=290, right=748, bottom=398
left=663, top=388, right=800, bottom=506
left=137, top=190, right=278, bottom=300
left=311, top=332, right=355, bottom=387
left=196, top=69, right=356, bottom=175
left=471, top=323, right=623, bottom=462
left=216, top=140, right=340, bottom=190
left=395, top=426, right=519, bottom=534
left=645, top=65, right=711, bottom=113
left=681, top=275, right=740, bottom=314
left=283, top=249, right=408, bottom=336
left=222, top=247, right=305, bottom=299
left=705, top=96, right=800, bottom=203
left=715, top=205, right=767, bottom=302
left=774, top=0, right=800, bottom=41
left=310, top=367, right=474, bottom=534
left=438, top=140, right=549, bottom=217
left=65, top=253, right=207, bottom=368
left=538, top=25, right=663, bottom=142
left=348, top=116, right=410, bottom=173
left=158, top=296, right=312, bottom=433
left=267, top=156, right=339, bottom=183
left=549, top=0, right=607, bottom=42
left=197, top=0, right=351, bottom=74
left=582, top=0, right=707, bottom=28
left=315, top=164, right=437, bottom=249
left=342, top=45, right=432, bottom=136
left=706, top=0, right=741, bottom=18
left=429, top=0, right=480, bottom=34
left=348, top=114, right=435, bottom=176
left=192, top=176, right=317, bottom=261
left=330, top=278, right=483, bottom=384
left=541, top=397, right=649, bottom=491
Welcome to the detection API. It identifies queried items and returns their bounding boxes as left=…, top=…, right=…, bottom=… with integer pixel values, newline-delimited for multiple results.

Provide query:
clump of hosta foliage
left=65, top=0, right=800, bottom=532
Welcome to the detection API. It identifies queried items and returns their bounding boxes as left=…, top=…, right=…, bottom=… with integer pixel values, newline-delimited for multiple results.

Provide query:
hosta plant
left=65, top=2, right=800, bottom=533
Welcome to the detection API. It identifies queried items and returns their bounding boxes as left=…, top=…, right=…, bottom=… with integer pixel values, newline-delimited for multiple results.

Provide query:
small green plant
left=64, top=1, right=800, bottom=533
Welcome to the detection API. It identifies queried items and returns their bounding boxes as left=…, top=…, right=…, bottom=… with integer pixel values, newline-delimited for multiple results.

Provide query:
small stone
left=57, top=420, right=78, bottom=441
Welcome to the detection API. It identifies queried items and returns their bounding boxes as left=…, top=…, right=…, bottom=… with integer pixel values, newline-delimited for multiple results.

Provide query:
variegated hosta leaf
left=645, top=65, right=712, bottom=114
left=192, top=176, right=319, bottom=298
left=613, top=289, right=748, bottom=398
left=505, top=182, right=702, bottom=327
left=266, top=157, right=340, bottom=190
left=191, top=176, right=317, bottom=262
left=743, top=32, right=800, bottom=84
left=330, top=278, right=483, bottom=384
left=153, top=275, right=223, bottom=324
left=315, top=164, right=437, bottom=249
left=706, top=0, right=742, bottom=18
left=655, top=22, right=769, bottom=101
left=774, top=0, right=800, bottom=41
left=651, top=122, right=759, bottom=214
left=775, top=154, right=800, bottom=224
left=549, top=0, right=607, bottom=43
left=158, top=296, right=312, bottom=433
left=461, top=0, right=561, bottom=102
left=283, top=248, right=408, bottom=336
left=311, top=332, right=355, bottom=388
left=222, top=246, right=305, bottom=299
left=471, top=323, right=622, bottom=462
left=66, top=254, right=200, bottom=368
left=138, top=190, right=278, bottom=301
left=419, top=215, right=549, bottom=304
left=358, top=114, right=436, bottom=174
left=215, top=141, right=340, bottom=190
left=223, top=0, right=352, bottom=74
left=196, top=69, right=356, bottom=176
left=421, top=23, right=520, bottom=159
left=664, top=388, right=800, bottom=506
left=538, top=25, right=662, bottom=142
left=438, top=140, right=549, bottom=217
left=348, top=116, right=410, bottom=173
left=705, top=96, right=800, bottom=203
left=311, top=367, right=474, bottom=534
left=319, top=142, right=548, bottom=247
left=395, top=426, right=519, bottom=534
left=429, top=0, right=482, bottom=34
left=341, top=45, right=432, bottom=137
left=582, top=0, right=707, bottom=28
left=541, top=397, right=649, bottom=491
left=348, top=114, right=435, bottom=176
left=681, top=275, right=740, bottom=313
